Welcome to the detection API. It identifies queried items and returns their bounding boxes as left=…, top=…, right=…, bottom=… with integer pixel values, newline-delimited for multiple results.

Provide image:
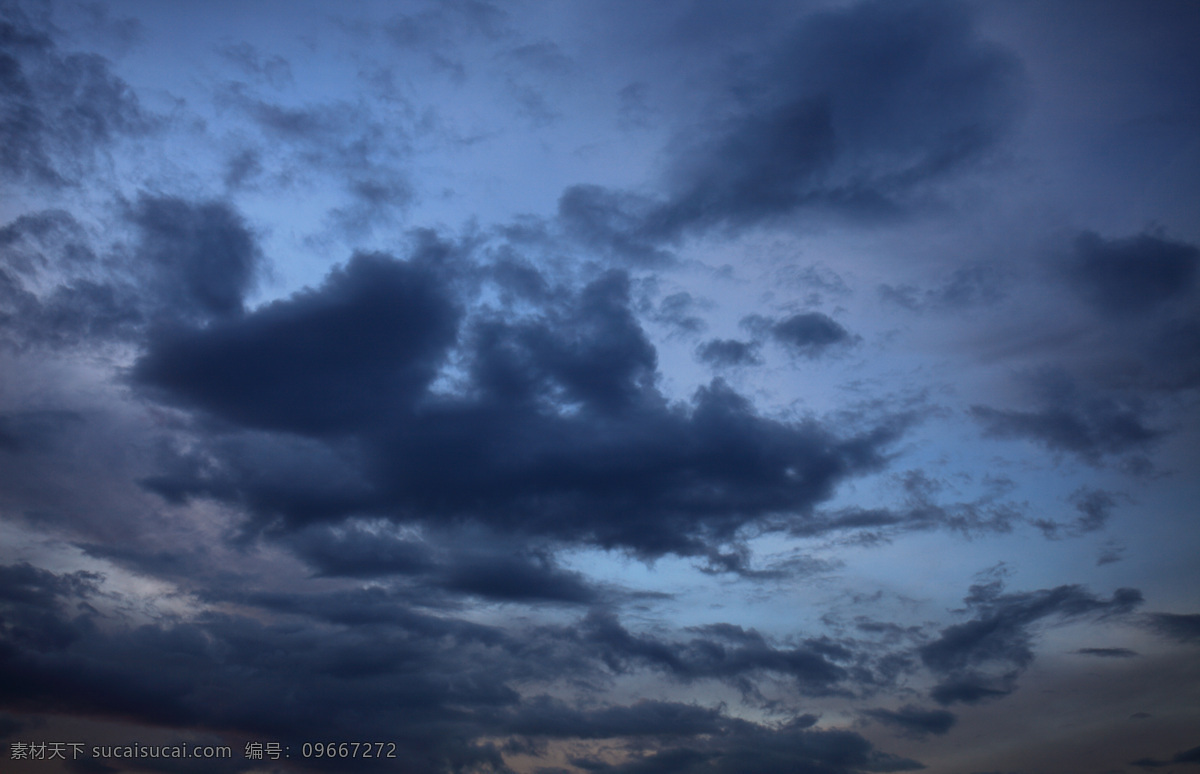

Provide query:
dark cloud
left=0, top=562, right=928, bottom=774
left=0, top=3, right=1195, bottom=772
left=920, top=580, right=1142, bottom=704
left=1146, top=613, right=1200, bottom=645
left=650, top=291, right=707, bottom=334
left=770, top=312, right=858, bottom=357
left=288, top=523, right=603, bottom=604
left=0, top=564, right=524, bottom=773
left=0, top=208, right=91, bottom=266
left=1148, top=316, right=1200, bottom=391
left=127, top=194, right=264, bottom=321
left=579, top=611, right=854, bottom=697
left=0, top=274, right=140, bottom=349
left=646, top=95, right=837, bottom=238
left=1067, top=231, right=1199, bottom=317
left=551, top=0, right=1024, bottom=264
left=0, top=209, right=125, bottom=348
left=0, top=561, right=101, bottom=609
left=0, top=562, right=102, bottom=653
left=0, top=3, right=152, bottom=187
left=638, top=0, right=1024, bottom=241
left=438, top=547, right=599, bottom=604
left=862, top=704, right=957, bottom=739
left=1, top=196, right=265, bottom=350
left=286, top=523, right=435, bottom=578
left=1032, top=487, right=1121, bottom=539
left=696, top=338, right=761, bottom=368
left=135, top=252, right=902, bottom=557
left=134, top=250, right=459, bottom=436
left=1074, top=647, right=1138, bottom=658
left=970, top=371, right=1161, bottom=466
left=486, top=253, right=552, bottom=303
left=1068, top=487, right=1119, bottom=533
left=463, top=270, right=658, bottom=413
left=980, top=230, right=1200, bottom=401
left=222, top=147, right=263, bottom=190
left=928, top=676, right=1014, bottom=706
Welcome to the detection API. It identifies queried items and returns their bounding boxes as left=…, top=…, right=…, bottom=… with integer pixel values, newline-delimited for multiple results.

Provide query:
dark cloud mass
left=770, top=312, right=857, bottom=357
left=127, top=194, right=264, bottom=320
left=555, top=0, right=1024, bottom=259
left=290, top=523, right=601, bottom=604
left=134, top=251, right=900, bottom=556
left=1067, top=231, right=1199, bottom=316
left=646, top=0, right=1023, bottom=240
left=135, top=249, right=458, bottom=436
left=1147, top=613, right=1200, bottom=644
left=1075, top=647, right=1138, bottom=658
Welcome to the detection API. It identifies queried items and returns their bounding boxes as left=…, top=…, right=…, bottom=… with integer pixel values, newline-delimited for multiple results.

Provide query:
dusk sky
left=1, top=1, right=1199, bottom=772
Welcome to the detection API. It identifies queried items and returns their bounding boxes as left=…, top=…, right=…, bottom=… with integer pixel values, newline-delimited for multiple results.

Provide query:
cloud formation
left=920, top=581, right=1142, bottom=705
left=133, top=247, right=902, bottom=558
left=0, top=3, right=151, bottom=186
left=1, top=1, right=1197, bottom=771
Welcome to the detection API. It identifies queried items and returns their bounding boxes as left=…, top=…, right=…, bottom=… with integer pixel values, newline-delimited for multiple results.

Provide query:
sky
left=1, top=1, right=1198, bottom=773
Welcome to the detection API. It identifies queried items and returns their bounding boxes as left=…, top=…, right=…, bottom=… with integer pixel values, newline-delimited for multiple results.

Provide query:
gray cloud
left=696, top=338, right=761, bottom=368
left=0, top=3, right=153, bottom=187
left=1067, top=231, right=1198, bottom=317
left=970, top=371, right=1161, bottom=466
left=1146, top=613, right=1200, bottom=645
left=920, top=581, right=1142, bottom=705
left=1, top=196, right=266, bottom=350
left=770, top=312, right=858, bottom=358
